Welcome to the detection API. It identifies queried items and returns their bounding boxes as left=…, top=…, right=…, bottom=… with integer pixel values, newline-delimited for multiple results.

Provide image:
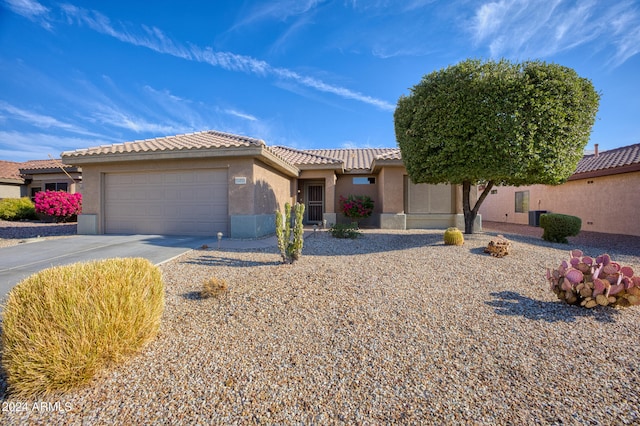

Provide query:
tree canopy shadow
left=180, top=254, right=281, bottom=268
left=486, top=291, right=619, bottom=323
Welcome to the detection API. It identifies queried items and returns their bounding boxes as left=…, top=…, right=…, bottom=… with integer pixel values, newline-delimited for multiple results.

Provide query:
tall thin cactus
left=275, top=202, right=305, bottom=264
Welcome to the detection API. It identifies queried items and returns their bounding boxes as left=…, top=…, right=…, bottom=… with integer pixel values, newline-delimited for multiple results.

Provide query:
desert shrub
left=0, top=197, right=37, bottom=221
left=329, top=223, right=361, bottom=239
left=443, top=227, right=464, bottom=245
left=34, top=190, right=82, bottom=222
left=1, top=258, right=164, bottom=396
left=540, top=213, right=581, bottom=243
left=201, top=277, right=228, bottom=298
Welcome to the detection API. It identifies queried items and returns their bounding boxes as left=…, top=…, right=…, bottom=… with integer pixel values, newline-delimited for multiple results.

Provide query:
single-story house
left=61, top=130, right=480, bottom=238
left=19, top=159, right=82, bottom=199
left=0, top=159, right=81, bottom=200
left=478, top=143, right=640, bottom=237
left=0, top=161, right=25, bottom=199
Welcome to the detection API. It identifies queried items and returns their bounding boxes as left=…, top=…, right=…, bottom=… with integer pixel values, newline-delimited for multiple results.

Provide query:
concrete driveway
left=0, top=234, right=216, bottom=308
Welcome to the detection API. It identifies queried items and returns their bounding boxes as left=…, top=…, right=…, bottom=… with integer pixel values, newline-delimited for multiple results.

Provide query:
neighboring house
left=0, top=161, right=26, bottom=199
left=61, top=130, right=480, bottom=238
left=19, top=159, right=82, bottom=199
left=478, top=143, right=640, bottom=236
left=0, top=159, right=81, bottom=201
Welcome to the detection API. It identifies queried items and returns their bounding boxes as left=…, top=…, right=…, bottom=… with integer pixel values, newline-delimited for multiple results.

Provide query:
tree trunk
left=462, top=180, right=495, bottom=234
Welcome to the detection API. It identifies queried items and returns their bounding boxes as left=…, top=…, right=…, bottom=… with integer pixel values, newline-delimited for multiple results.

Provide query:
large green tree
left=394, top=59, right=600, bottom=234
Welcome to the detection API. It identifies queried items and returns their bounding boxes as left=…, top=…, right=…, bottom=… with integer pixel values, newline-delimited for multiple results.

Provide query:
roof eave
left=371, top=158, right=405, bottom=173
left=258, top=148, right=300, bottom=177
left=0, top=178, right=25, bottom=185
left=61, top=146, right=265, bottom=165
left=19, top=167, right=80, bottom=175
left=295, top=163, right=343, bottom=172
left=567, top=163, right=640, bottom=181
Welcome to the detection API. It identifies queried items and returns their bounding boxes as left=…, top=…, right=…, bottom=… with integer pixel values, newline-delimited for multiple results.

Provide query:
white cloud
left=469, top=0, right=640, bottom=67
left=0, top=100, right=104, bottom=137
left=0, top=130, right=113, bottom=160
left=90, top=104, right=191, bottom=135
left=233, top=0, right=326, bottom=27
left=2, top=0, right=52, bottom=29
left=224, top=109, right=258, bottom=122
left=59, top=3, right=394, bottom=111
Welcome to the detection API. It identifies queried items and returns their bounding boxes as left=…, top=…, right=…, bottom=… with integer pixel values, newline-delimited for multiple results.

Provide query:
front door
left=306, top=184, right=324, bottom=223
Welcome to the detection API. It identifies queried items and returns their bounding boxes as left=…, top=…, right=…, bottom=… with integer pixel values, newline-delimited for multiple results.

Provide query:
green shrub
left=329, top=223, right=361, bottom=239
left=540, top=213, right=582, bottom=243
left=1, top=258, right=164, bottom=396
left=0, top=197, right=37, bottom=221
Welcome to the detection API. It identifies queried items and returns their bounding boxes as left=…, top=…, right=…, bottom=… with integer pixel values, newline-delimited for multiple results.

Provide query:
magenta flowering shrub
left=339, top=195, right=374, bottom=220
left=34, top=190, right=82, bottom=222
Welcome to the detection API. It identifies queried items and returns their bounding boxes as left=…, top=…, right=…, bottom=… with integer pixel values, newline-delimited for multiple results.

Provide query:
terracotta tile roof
left=574, top=143, right=640, bottom=175
left=303, top=148, right=401, bottom=171
left=19, top=158, right=76, bottom=172
left=62, top=130, right=265, bottom=158
left=374, top=149, right=402, bottom=161
left=0, top=160, right=24, bottom=182
left=270, top=146, right=343, bottom=167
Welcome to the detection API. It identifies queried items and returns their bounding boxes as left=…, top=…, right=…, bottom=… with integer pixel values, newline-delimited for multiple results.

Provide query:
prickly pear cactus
left=444, top=227, right=464, bottom=246
left=546, top=249, right=640, bottom=308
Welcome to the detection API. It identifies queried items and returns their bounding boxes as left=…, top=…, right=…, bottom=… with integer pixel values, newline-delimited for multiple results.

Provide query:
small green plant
left=443, top=227, right=464, bottom=245
left=328, top=223, right=361, bottom=239
left=1, top=258, right=164, bottom=396
left=0, top=197, right=37, bottom=221
left=201, top=277, right=228, bottom=298
left=540, top=213, right=582, bottom=243
left=275, top=202, right=305, bottom=264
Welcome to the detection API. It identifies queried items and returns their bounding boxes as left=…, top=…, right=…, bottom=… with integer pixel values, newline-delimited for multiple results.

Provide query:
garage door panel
left=105, top=169, right=228, bottom=236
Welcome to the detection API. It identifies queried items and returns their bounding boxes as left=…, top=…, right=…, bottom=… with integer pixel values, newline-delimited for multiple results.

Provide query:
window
left=515, top=190, right=529, bottom=213
left=30, top=187, right=41, bottom=201
left=45, top=182, right=68, bottom=192
left=353, top=177, right=375, bottom=185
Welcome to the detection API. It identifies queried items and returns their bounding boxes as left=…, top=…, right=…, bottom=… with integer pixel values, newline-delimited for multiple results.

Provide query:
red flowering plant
left=34, top=190, right=82, bottom=222
left=339, top=195, right=374, bottom=222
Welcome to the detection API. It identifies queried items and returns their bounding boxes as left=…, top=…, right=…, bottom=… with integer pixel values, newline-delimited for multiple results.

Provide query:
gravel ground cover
left=1, top=226, right=639, bottom=425
left=0, top=220, right=76, bottom=248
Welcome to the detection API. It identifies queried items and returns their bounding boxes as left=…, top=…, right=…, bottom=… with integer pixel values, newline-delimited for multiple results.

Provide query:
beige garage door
left=104, top=169, right=228, bottom=236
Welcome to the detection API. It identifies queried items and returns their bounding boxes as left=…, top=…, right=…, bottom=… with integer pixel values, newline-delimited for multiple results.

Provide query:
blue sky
left=1, top=0, right=639, bottom=162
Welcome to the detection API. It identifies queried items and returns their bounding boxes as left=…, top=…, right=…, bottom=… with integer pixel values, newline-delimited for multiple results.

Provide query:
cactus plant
left=443, top=227, right=464, bottom=245
left=275, top=202, right=305, bottom=264
left=546, top=249, right=640, bottom=308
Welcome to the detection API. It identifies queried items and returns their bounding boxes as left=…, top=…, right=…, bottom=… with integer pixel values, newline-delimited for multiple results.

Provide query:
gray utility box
left=528, top=210, right=548, bottom=227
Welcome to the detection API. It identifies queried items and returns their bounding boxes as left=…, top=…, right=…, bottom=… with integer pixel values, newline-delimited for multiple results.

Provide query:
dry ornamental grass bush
left=1, top=257, right=164, bottom=396
left=201, top=277, right=228, bottom=299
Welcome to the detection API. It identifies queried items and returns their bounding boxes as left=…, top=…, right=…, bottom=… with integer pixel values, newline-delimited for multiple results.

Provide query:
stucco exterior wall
left=377, top=167, right=405, bottom=213
left=252, top=159, right=294, bottom=214
left=0, top=184, right=23, bottom=199
left=27, top=172, right=80, bottom=195
left=335, top=175, right=379, bottom=212
left=478, top=171, right=640, bottom=236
